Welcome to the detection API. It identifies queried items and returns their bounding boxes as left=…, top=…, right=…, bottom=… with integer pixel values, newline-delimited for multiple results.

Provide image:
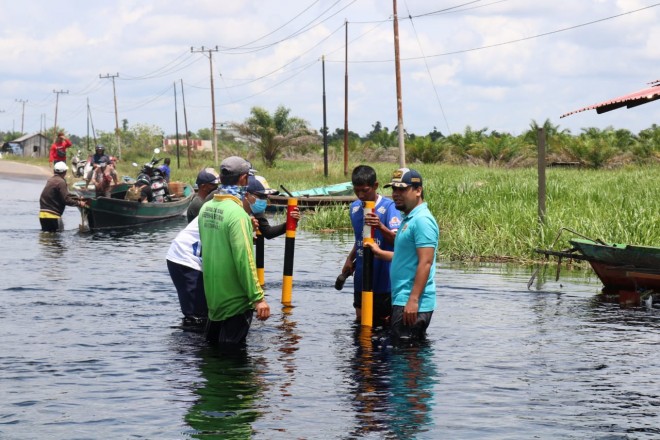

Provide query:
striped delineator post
left=281, top=198, right=298, bottom=305
left=255, top=228, right=265, bottom=286
left=361, top=200, right=375, bottom=327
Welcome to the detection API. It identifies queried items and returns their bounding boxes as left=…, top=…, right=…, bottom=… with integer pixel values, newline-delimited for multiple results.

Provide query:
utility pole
left=180, top=79, right=192, bottom=168
left=52, top=89, right=69, bottom=138
left=99, top=73, right=122, bottom=158
left=173, top=81, right=180, bottom=169
left=15, top=99, right=27, bottom=134
left=343, top=20, right=349, bottom=177
left=191, top=46, right=220, bottom=168
left=392, top=0, right=406, bottom=167
left=322, top=55, right=328, bottom=178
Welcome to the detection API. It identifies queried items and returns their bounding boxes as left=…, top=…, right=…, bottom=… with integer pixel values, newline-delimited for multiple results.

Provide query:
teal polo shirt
left=390, top=202, right=439, bottom=312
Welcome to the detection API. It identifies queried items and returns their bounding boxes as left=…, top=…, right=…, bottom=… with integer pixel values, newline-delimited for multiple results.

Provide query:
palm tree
left=235, top=106, right=313, bottom=167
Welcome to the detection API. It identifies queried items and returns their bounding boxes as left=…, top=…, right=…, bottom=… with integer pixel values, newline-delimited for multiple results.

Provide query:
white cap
left=53, top=162, right=68, bottom=173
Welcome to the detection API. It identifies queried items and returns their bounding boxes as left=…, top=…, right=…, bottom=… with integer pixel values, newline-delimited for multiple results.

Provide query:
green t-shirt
left=198, top=194, right=264, bottom=321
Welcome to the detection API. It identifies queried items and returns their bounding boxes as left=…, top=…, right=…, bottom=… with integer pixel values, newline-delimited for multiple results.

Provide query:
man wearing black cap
left=244, top=175, right=301, bottom=238
left=187, top=168, right=219, bottom=223
left=198, top=156, right=270, bottom=347
left=367, top=167, right=439, bottom=341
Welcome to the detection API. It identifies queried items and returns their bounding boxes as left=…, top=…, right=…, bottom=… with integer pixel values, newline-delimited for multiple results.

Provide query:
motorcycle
left=133, top=148, right=169, bottom=202
left=70, top=150, right=90, bottom=178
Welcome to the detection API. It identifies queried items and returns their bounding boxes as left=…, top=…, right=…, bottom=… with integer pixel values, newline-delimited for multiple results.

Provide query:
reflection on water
left=345, top=326, right=437, bottom=439
left=186, top=348, right=265, bottom=439
left=1, top=176, right=659, bottom=439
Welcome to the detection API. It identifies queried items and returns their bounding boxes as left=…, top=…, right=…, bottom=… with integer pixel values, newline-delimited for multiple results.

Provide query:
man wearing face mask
left=244, top=175, right=300, bottom=239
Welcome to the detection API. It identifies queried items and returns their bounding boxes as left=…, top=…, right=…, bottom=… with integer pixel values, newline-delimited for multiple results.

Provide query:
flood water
left=1, top=174, right=659, bottom=439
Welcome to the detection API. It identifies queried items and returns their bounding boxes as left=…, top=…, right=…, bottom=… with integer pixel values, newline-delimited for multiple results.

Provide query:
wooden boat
left=536, top=236, right=660, bottom=292
left=73, top=181, right=132, bottom=199
left=569, top=238, right=660, bottom=292
left=267, top=182, right=356, bottom=211
left=80, top=183, right=195, bottom=231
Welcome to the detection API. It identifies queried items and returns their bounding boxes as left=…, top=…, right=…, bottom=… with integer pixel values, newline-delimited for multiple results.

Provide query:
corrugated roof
left=560, top=80, right=660, bottom=118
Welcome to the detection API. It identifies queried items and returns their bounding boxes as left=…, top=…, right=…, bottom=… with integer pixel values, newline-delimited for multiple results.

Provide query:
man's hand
left=403, top=297, right=419, bottom=326
left=254, top=299, right=270, bottom=321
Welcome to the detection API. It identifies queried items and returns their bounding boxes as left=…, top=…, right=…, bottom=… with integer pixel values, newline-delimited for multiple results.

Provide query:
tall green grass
left=14, top=155, right=660, bottom=263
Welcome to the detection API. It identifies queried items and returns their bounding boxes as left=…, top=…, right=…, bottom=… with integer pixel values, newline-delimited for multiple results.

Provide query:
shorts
left=390, top=306, right=433, bottom=342
left=39, top=217, right=63, bottom=232
left=205, top=309, right=254, bottom=348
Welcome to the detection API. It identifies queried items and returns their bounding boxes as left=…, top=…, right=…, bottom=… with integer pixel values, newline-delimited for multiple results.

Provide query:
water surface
left=1, top=175, right=658, bottom=439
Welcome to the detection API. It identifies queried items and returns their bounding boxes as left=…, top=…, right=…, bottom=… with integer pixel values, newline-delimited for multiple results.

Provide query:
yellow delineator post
left=281, top=198, right=298, bottom=305
left=361, top=200, right=375, bottom=327
left=255, top=228, right=265, bottom=286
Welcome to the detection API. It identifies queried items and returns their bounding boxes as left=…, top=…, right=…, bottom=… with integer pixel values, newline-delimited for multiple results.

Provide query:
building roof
left=13, top=133, right=49, bottom=142
left=560, top=80, right=660, bottom=118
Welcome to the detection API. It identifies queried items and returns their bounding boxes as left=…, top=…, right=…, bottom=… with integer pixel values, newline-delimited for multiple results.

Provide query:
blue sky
left=0, top=0, right=658, bottom=139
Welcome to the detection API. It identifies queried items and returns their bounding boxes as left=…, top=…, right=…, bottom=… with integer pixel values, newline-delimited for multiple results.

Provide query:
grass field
left=16, top=155, right=660, bottom=263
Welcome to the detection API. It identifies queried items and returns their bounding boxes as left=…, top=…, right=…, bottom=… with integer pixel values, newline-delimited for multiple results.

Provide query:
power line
left=404, top=0, right=451, bottom=136
left=327, top=3, right=660, bottom=63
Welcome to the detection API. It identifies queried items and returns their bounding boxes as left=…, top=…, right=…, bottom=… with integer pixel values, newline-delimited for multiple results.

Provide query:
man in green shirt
left=198, top=156, right=270, bottom=347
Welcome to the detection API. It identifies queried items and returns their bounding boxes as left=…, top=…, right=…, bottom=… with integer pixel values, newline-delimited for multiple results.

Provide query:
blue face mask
left=250, top=198, right=268, bottom=214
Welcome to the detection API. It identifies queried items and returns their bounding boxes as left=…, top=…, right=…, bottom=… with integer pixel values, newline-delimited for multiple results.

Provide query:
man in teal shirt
left=198, top=156, right=270, bottom=347
left=367, top=168, right=439, bottom=341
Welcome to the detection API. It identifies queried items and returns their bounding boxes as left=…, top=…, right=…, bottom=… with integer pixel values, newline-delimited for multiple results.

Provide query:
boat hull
left=570, top=239, right=660, bottom=291
left=82, top=184, right=194, bottom=230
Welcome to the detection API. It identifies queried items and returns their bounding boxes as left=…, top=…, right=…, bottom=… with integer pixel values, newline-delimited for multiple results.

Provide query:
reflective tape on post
left=256, top=228, right=265, bottom=286
left=281, top=198, right=298, bottom=305
left=361, top=200, right=375, bottom=327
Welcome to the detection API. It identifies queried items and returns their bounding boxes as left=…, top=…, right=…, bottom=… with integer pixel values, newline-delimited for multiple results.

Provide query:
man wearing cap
left=39, top=162, right=85, bottom=232
left=187, top=168, right=219, bottom=223
left=367, top=168, right=439, bottom=341
left=49, top=132, right=72, bottom=167
left=244, top=175, right=301, bottom=238
left=198, top=156, right=270, bottom=347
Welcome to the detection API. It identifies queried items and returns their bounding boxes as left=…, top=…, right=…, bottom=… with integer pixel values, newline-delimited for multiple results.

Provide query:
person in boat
left=340, top=165, right=401, bottom=326
left=365, top=168, right=439, bottom=342
left=49, top=131, right=72, bottom=168
left=92, top=156, right=119, bottom=198
left=187, top=168, right=219, bottom=223
left=85, top=144, right=110, bottom=185
left=244, top=175, right=301, bottom=238
left=134, top=176, right=154, bottom=203
left=38, top=161, right=85, bottom=232
left=198, top=156, right=270, bottom=348
left=158, top=157, right=171, bottom=183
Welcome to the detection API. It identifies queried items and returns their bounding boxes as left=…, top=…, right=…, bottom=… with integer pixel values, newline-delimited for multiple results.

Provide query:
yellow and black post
left=361, top=200, right=375, bottom=327
left=281, top=198, right=298, bottom=305
left=255, top=228, right=265, bottom=286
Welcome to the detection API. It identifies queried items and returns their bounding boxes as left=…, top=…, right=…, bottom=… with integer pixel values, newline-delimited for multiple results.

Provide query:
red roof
left=560, top=80, right=660, bottom=118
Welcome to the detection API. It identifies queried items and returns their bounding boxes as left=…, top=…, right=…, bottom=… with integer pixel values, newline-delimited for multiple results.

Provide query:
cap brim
left=257, top=189, right=279, bottom=196
left=384, top=182, right=410, bottom=188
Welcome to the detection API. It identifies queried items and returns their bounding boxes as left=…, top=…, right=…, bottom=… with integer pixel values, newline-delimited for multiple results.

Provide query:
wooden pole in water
left=361, top=200, right=375, bottom=327
left=281, top=198, right=298, bottom=305
left=256, top=228, right=265, bottom=286
left=537, top=127, right=546, bottom=225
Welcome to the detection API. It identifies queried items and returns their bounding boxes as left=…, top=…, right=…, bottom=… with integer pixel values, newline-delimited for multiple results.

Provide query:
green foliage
left=234, top=106, right=314, bottom=167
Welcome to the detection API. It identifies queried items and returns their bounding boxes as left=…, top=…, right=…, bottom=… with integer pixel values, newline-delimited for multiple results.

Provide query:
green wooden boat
left=80, top=183, right=195, bottom=231
left=266, top=182, right=356, bottom=211
left=569, top=238, right=660, bottom=291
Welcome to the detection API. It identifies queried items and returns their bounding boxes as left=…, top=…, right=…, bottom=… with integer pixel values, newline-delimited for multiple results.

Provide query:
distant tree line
left=4, top=109, right=658, bottom=169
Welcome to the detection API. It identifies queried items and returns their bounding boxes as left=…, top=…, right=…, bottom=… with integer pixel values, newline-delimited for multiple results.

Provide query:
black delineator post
left=537, top=127, right=546, bottom=225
